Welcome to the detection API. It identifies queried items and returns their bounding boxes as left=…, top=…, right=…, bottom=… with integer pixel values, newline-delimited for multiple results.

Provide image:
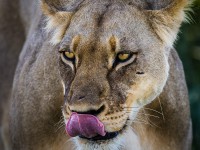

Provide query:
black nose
left=70, top=104, right=106, bottom=116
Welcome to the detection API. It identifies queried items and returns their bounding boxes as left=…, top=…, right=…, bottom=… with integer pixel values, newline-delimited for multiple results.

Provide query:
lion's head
left=41, top=0, right=188, bottom=149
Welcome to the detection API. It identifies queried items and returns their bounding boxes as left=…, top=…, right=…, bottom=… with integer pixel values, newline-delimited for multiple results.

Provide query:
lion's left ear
left=133, top=0, right=190, bottom=47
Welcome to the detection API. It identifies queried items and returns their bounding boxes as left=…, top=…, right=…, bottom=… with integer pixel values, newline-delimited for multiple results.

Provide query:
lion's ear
left=40, top=0, right=84, bottom=45
left=133, top=0, right=190, bottom=47
left=40, top=0, right=84, bottom=15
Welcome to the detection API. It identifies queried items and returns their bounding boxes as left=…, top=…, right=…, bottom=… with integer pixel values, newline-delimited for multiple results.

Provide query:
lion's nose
left=68, top=86, right=104, bottom=105
left=67, top=86, right=106, bottom=115
left=67, top=80, right=108, bottom=115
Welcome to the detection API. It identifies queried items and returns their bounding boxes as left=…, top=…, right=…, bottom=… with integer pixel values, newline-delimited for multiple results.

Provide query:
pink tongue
left=66, top=112, right=106, bottom=138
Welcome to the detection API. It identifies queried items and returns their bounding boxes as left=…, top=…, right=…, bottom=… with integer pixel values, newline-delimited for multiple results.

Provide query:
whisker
left=145, top=114, right=155, bottom=127
left=158, top=96, right=165, bottom=121
left=123, top=107, right=139, bottom=108
left=123, top=111, right=160, bottom=118
left=133, top=119, right=151, bottom=126
left=126, top=120, right=149, bottom=126
left=54, top=116, right=64, bottom=126
left=61, top=137, right=73, bottom=150
left=143, top=108, right=163, bottom=115
left=134, top=118, right=148, bottom=124
left=123, top=107, right=163, bottom=116
left=142, top=108, right=161, bottom=128
left=145, top=115, right=161, bottom=128
left=54, top=115, right=66, bottom=134
left=55, top=121, right=65, bottom=133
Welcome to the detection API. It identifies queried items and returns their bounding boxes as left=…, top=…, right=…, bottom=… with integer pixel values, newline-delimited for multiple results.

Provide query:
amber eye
left=63, top=51, right=75, bottom=61
left=117, top=53, right=132, bottom=62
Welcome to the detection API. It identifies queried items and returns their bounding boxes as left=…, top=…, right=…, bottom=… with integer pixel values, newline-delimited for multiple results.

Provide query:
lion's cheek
left=101, top=114, right=128, bottom=132
left=125, top=77, right=166, bottom=114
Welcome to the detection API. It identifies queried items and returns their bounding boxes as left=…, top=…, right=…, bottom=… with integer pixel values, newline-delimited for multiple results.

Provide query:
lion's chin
left=72, top=126, right=129, bottom=150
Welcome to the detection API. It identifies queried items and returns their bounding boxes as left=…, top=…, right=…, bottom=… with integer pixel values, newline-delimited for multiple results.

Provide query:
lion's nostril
left=78, top=96, right=85, bottom=101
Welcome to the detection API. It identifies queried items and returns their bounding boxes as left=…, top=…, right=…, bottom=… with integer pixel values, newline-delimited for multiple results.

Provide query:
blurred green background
left=175, top=0, right=200, bottom=149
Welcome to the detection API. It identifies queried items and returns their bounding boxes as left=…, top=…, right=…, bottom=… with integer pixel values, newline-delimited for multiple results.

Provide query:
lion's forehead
left=63, top=2, right=161, bottom=50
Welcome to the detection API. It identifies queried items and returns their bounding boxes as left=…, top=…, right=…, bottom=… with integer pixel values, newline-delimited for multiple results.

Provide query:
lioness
left=0, top=0, right=192, bottom=150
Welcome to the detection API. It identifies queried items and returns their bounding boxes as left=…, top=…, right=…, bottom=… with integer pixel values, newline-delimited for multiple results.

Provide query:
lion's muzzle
left=66, top=112, right=106, bottom=138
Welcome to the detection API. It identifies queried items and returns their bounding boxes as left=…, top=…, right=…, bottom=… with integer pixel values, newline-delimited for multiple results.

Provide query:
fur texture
left=42, top=0, right=189, bottom=47
left=0, top=0, right=192, bottom=150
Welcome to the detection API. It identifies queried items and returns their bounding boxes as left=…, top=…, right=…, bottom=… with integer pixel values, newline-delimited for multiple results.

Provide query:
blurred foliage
left=175, top=0, right=200, bottom=149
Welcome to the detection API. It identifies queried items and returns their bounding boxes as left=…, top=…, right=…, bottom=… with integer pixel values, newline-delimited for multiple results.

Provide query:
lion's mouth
left=65, top=112, right=127, bottom=141
left=79, top=131, right=119, bottom=141
left=79, top=124, right=128, bottom=141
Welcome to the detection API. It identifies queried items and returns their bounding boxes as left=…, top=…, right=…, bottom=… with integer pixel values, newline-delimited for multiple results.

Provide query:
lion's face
left=57, top=3, right=168, bottom=149
left=41, top=0, right=187, bottom=149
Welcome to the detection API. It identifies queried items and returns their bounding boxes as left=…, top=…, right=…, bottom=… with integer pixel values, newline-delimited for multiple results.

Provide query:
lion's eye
left=63, top=51, right=75, bottom=61
left=113, top=52, right=137, bottom=70
left=117, top=53, right=132, bottom=62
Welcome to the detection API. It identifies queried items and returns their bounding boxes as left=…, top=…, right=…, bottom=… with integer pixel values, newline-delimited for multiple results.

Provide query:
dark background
left=175, top=0, right=200, bottom=149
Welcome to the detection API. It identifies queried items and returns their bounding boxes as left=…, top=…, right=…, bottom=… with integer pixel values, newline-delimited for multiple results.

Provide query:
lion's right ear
left=40, top=0, right=84, bottom=45
left=40, top=0, right=84, bottom=16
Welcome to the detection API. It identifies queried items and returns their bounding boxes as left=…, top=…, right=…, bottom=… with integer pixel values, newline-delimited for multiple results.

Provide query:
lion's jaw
left=72, top=127, right=141, bottom=150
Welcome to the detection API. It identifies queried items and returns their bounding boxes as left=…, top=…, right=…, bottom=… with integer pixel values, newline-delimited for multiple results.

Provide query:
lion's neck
left=123, top=128, right=141, bottom=150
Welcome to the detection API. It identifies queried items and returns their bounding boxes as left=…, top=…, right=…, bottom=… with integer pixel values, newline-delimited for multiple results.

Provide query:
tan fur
left=41, top=1, right=74, bottom=44
left=42, top=0, right=189, bottom=47
left=0, top=0, right=192, bottom=150
left=147, top=0, right=189, bottom=47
